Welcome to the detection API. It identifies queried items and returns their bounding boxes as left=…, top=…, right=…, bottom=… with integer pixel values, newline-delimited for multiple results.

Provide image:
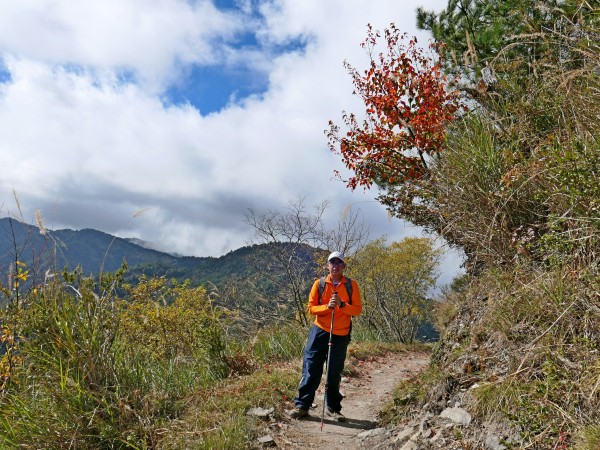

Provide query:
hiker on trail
left=289, top=251, right=362, bottom=422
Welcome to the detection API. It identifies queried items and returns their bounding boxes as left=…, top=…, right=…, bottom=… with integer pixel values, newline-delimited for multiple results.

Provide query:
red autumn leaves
left=327, top=23, right=461, bottom=190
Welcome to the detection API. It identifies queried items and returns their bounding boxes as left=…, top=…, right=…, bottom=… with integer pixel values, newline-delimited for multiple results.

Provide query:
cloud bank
left=0, top=0, right=462, bottom=284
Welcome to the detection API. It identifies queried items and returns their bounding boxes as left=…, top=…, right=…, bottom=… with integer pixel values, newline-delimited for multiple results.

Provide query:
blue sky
left=171, top=0, right=315, bottom=113
left=165, top=63, right=265, bottom=112
left=0, top=0, right=462, bottom=286
left=164, top=34, right=307, bottom=113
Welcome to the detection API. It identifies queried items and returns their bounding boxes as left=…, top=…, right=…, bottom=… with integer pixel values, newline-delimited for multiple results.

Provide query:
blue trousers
left=294, top=324, right=350, bottom=412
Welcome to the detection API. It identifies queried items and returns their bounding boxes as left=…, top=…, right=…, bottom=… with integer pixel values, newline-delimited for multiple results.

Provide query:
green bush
left=0, top=272, right=229, bottom=449
left=119, top=277, right=228, bottom=380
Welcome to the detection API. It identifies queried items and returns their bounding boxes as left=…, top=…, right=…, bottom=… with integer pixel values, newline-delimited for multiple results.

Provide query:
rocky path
left=269, top=351, right=430, bottom=449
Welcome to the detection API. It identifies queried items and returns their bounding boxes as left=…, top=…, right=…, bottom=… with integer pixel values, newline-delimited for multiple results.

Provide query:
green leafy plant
left=348, top=237, right=442, bottom=343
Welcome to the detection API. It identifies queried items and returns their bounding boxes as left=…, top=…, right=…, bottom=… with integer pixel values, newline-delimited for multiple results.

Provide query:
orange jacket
left=307, top=275, right=362, bottom=336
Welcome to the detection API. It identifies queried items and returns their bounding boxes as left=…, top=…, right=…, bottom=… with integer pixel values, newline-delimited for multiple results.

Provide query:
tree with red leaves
left=327, top=23, right=461, bottom=193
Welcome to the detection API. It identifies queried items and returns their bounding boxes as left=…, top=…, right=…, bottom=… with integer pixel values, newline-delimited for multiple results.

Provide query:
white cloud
left=0, top=0, right=251, bottom=88
left=0, top=0, right=463, bottom=283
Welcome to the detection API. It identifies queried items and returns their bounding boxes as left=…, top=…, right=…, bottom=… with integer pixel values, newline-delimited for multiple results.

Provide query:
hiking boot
left=326, top=409, right=346, bottom=422
left=289, top=408, right=308, bottom=419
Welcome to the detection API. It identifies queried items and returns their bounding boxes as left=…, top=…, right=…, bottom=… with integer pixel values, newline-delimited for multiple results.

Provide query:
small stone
left=357, top=427, right=387, bottom=439
left=257, top=435, right=276, bottom=447
left=247, top=407, right=275, bottom=419
left=394, top=426, right=415, bottom=443
left=440, top=407, right=472, bottom=426
left=430, top=429, right=444, bottom=443
left=409, top=430, right=421, bottom=442
left=419, top=413, right=433, bottom=432
left=399, top=439, right=419, bottom=450
left=485, top=434, right=507, bottom=450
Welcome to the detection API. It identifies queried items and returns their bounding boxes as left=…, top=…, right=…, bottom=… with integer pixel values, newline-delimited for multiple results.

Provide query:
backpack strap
left=318, top=277, right=326, bottom=304
left=318, top=276, right=353, bottom=305
left=345, top=277, right=353, bottom=305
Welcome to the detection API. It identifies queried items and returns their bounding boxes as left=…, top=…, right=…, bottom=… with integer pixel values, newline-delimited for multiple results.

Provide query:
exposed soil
left=268, top=351, right=430, bottom=449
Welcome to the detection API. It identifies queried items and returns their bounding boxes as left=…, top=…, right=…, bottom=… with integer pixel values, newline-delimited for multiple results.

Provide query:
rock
left=430, top=429, right=444, bottom=443
left=408, top=430, right=421, bottom=443
left=247, top=407, right=275, bottom=419
left=257, top=435, right=276, bottom=447
left=394, top=426, right=415, bottom=444
left=399, top=439, right=419, bottom=450
left=419, top=413, right=433, bottom=432
left=440, top=407, right=472, bottom=426
left=486, top=433, right=507, bottom=450
left=357, top=427, right=387, bottom=439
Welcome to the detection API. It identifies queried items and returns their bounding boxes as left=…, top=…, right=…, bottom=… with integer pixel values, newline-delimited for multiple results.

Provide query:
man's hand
left=328, top=292, right=341, bottom=309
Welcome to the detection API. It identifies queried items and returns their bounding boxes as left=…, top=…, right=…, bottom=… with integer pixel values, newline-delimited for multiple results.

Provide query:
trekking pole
left=320, top=308, right=335, bottom=431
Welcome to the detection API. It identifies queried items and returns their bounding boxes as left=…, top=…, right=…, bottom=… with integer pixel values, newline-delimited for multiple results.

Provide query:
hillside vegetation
left=0, top=207, right=441, bottom=448
left=328, top=1, right=598, bottom=448
left=1, top=1, right=598, bottom=449
left=0, top=259, right=429, bottom=448
left=0, top=267, right=307, bottom=448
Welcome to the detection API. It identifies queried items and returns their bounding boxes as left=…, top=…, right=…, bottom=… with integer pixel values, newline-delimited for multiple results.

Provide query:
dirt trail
left=272, top=351, right=430, bottom=450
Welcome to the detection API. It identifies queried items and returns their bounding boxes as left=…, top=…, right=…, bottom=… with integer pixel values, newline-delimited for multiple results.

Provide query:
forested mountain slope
left=326, top=1, right=599, bottom=448
left=0, top=217, right=317, bottom=290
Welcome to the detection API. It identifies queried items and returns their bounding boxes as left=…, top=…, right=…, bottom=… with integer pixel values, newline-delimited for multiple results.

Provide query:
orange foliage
left=327, top=23, right=462, bottom=190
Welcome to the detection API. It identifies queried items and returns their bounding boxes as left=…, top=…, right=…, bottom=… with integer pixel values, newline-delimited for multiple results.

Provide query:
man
left=289, top=251, right=362, bottom=421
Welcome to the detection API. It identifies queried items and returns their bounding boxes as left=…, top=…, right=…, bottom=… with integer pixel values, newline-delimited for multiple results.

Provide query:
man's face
left=328, top=258, right=345, bottom=275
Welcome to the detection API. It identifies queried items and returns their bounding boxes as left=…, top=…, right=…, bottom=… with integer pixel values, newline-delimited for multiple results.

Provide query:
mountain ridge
left=0, top=217, right=285, bottom=288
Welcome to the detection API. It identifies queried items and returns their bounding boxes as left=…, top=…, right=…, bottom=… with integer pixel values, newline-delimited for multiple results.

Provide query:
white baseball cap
left=327, top=251, right=345, bottom=263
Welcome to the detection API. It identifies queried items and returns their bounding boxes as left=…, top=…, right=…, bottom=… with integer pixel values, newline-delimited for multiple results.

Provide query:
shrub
left=119, top=276, right=228, bottom=380
left=0, top=271, right=228, bottom=449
